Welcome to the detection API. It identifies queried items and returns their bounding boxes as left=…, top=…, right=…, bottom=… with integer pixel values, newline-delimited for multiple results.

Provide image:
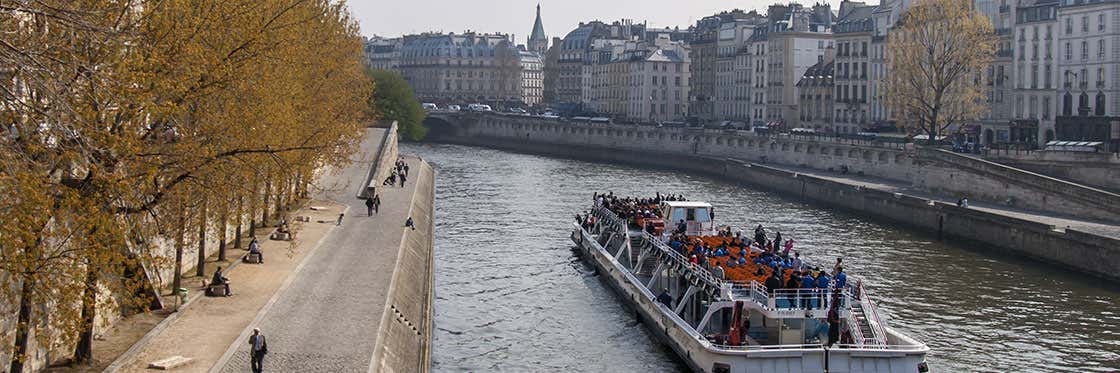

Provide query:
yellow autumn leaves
left=0, top=0, right=370, bottom=367
left=884, top=0, right=998, bottom=143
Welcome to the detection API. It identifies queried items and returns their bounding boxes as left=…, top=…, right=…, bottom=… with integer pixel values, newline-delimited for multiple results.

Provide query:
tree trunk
left=218, top=199, right=228, bottom=262
left=249, top=179, right=259, bottom=237
left=172, top=209, right=185, bottom=292
left=73, top=266, right=98, bottom=365
left=262, top=178, right=271, bottom=224
left=196, top=200, right=207, bottom=277
left=9, top=277, right=34, bottom=373
left=235, top=196, right=243, bottom=249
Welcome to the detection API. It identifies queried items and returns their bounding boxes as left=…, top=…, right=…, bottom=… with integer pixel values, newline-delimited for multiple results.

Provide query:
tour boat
left=571, top=198, right=929, bottom=373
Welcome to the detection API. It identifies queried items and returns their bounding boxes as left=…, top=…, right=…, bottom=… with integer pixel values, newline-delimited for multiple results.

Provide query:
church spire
left=528, top=3, right=548, bottom=54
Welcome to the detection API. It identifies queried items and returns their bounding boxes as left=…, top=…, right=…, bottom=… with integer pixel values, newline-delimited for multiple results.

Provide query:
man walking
left=248, top=328, right=267, bottom=373
left=373, top=193, right=381, bottom=214
left=365, top=197, right=375, bottom=217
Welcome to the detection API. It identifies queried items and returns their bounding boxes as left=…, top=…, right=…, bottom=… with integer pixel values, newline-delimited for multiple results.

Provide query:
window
left=1099, top=67, right=1106, bottom=87
left=1100, top=14, right=1107, bottom=31
left=1029, top=96, right=1038, bottom=119
left=1099, top=39, right=1106, bottom=59
left=1042, top=97, right=1051, bottom=120
left=1096, top=93, right=1106, bottom=115
left=1081, top=41, right=1088, bottom=60
left=1045, top=65, right=1052, bottom=89
left=1066, top=18, right=1072, bottom=34
left=1065, top=42, right=1072, bottom=60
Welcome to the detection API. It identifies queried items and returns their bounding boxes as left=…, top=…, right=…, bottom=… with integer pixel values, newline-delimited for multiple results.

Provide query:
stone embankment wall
left=371, top=138, right=435, bottom=372
left=983, top=151, right=1120, bottom=193
left=429, top=113, right=1120, bottom=223
left=365, top=122, right=400, bottom=198
left=426, top=113, right=1120, bottom=282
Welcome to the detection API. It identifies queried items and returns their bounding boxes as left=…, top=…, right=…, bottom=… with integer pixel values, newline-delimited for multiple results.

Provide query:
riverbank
left=425, top=134, right=1120, bottom=283
left=92, top=125, right=435, bottom=373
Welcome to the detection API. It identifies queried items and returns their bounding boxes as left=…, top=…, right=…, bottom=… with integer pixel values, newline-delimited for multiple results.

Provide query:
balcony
left=999, top=4, right=1011, bottom=12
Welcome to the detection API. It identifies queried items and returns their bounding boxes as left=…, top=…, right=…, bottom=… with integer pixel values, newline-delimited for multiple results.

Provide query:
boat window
left=694, top=207, right=711, bottom=223
left=712, top=363, right=731, bottom=373
left=669, top=208, right=686, bottom=223
left=685, top=208, right=696, bottom=221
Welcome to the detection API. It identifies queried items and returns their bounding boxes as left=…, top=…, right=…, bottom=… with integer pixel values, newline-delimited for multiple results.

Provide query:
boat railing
left=845, top=302, right=869, bottom=346
left=858, top=281, right=890, bottom=345
left=709, top=342, right=824, bottom=351
left=591, top=205, right=725, bottom=289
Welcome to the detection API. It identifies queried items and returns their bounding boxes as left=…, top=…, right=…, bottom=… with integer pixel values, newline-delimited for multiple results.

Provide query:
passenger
left=833, top=258, right=843, bottom=276
left=791, top=252, right=803, bottom=272
left=835, top=267, right=847, bottom=289
left=801, top=271, right=816, bottom=308
left=784, top=271, right=801, bottom=289
left=816, top=271, right=833, bottom=306
left=676, top=219, right=687, bottom=235
left=712, top=265, right=725, bottom=280
left=656, top=288, right=673, bottom=307
left=764, top=270, right=781, bottom=295
left=827, top=308, right=841, bottom=346
left=689, top=255, right=699, bottom=266
left=783, top=239, right=795, bottom=257
left=737, top=256, right=747, bottom=265
left=773, top=231, right=783, bottom=255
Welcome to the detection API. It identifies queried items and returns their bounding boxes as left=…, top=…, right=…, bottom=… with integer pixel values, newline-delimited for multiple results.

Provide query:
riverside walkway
left=108, top=127, right=434, bottom=373
left=761, top=162, right=1120, bottom=240
left=215, top=154, right=433, bottom=371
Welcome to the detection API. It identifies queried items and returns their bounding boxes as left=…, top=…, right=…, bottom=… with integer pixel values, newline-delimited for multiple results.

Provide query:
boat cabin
left=660, top=201, right=716, bottom=236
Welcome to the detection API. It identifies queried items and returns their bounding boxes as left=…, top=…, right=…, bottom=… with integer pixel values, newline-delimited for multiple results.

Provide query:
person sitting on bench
left=246, top=238, right=263, bottom=264
left=277, top=217, right=289, bottom=233
left=211, top=266, right=231, bottom=296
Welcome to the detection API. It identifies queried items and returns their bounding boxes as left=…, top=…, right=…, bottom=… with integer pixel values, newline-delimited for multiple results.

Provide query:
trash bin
left=177, top=288, right=189, bottom=301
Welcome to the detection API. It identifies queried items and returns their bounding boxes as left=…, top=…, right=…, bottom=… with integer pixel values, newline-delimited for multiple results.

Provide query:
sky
left=350, top=0, right=842, bottom=42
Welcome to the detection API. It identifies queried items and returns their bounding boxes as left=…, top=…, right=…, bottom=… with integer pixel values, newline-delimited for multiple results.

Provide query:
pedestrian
left=248, top=328, right=268, bottom=373
left=405, top=217, right=415, bottom=230
left=373, top=194, right=381, bottom=214
left=365, top=197, right=375, bottom=217
left=404, top=164, right=410, bottom=177
left=337, top=212, right=344, bottom=225
left=399, top=173, right=407, bottom=187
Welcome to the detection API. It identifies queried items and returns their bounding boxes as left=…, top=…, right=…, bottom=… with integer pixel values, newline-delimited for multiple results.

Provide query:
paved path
left=760, top=162, right=1120, bottom=240
left=217, top=142, right=425, bottom=371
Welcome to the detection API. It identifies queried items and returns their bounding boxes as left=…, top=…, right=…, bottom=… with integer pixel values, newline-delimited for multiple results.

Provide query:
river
left=403, top=142, right=1120, bottom=372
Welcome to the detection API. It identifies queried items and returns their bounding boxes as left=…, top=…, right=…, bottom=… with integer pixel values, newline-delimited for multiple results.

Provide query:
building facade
left=764, top=4, right=835, bottom=128
left=519, top=50, right=544, bottom=107
left=585, top=37, right=691, bottom=122
left=397, top=32, right=523, bottom=105
left=1054, top=0, right=1120, bottom=150
left=833, top=2, right=876, bottom=133
left=797, top=59, right=836, bottom=129
left=364, top=36, right=402, bottom=71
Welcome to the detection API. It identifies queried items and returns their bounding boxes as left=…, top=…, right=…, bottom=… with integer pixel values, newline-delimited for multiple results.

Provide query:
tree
left=1, top=0, right=370, bottom=368
left=884, top=0, right=996, bottom=145
left=366, top=69, right=427, bottom=141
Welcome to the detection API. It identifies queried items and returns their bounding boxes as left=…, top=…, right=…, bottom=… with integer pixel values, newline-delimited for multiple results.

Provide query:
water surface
left=407, top=142, right=1120, bottom=372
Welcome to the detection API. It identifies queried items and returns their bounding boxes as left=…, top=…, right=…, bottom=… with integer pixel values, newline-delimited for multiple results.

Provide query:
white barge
left=571, top=200, right=928, bottom=373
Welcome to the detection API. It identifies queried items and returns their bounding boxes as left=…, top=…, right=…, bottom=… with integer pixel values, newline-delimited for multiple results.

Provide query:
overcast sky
left=350, top=0, right=841, bottom=42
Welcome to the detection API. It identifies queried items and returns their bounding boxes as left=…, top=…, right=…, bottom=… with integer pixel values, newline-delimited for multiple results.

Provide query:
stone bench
left=148, top=355, right=193, bottom=370
left=243, top=252, right=262, bottom=264
left=205, top=282, right=229, bottom=297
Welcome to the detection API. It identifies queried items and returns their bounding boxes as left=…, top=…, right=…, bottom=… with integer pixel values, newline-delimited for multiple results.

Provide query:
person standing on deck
left=801, top=270, right=816, bottom=308
left=773, top=231, right=783, bottom=256
left=712, top=264, right=725, bottom=280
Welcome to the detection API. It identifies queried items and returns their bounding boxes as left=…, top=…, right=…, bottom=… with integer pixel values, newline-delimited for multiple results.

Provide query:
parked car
left=467, top=103, right=492, bottom=112
left=446, top=104, right=461, bottom=112
left=421, top=103, right=438, bottom=111
left=508, top=108, right=527, bottom=114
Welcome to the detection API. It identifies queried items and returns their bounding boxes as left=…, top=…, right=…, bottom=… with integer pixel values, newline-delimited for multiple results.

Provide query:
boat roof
left=662, top=201, right=713, bottom=208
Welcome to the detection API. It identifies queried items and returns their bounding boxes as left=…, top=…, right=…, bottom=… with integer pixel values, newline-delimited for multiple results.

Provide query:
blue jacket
left=835, top=272, right=847, bottom=288
left=801, top=275, right=816, bottom=288
left=817, top=274, right=831, bottom=288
